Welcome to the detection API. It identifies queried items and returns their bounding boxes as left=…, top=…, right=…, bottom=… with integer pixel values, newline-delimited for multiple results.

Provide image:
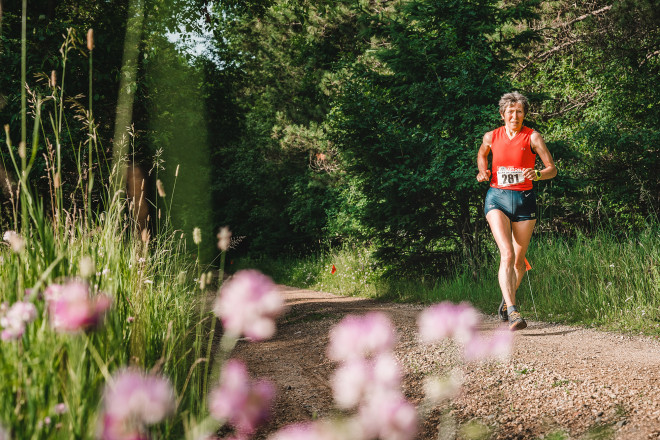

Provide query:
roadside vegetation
left=249, top=223, right=660, bottom=335
left=0, top=20, right=222, bottom=439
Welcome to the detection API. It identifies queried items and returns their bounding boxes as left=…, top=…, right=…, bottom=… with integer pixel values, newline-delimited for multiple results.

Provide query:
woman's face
left=501, top=102, right=525, bottom=132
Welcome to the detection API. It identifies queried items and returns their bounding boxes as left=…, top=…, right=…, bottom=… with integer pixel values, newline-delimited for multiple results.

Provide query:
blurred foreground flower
left=418, top=301, right=479, bottom=344
left=358, top=390, right=417, bottom=440
left=325, top=312, right=417, bottom=440
left=327, top=312, right=396, bottom=362
left=213, top=270, right=284, bottom=341
left=209, top=359, right=275, bottom=437
left=0, top=301, right=37, bottom=341
left=267, top=419, right=365, bottom=440
left=270, top=302, right=509, bottom=440
left=3, top=230, right=25, bottom=253
left=0, top=425, right=8, bottom=440
left=331, top=353, right=402, bottom=410
left=418, top=301, right=513, bottom=361
left=463, top=329, right=513, bottom=361
left=99, top=369, right=176, bottom=440
left=46, top=281, right=112, bottom=333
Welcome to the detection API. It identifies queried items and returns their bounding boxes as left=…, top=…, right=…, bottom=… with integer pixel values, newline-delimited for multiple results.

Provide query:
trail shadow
left=521, top=328, right=580, bottom=337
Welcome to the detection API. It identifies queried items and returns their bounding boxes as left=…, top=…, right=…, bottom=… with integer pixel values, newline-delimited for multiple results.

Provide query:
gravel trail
left=230, top=286, right=660, bottom=439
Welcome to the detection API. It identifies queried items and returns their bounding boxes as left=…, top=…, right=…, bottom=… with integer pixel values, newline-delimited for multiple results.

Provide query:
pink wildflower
left=0, top=301, right=37, bottom=341
left=417, top=301, right=480, bottom=345
left=100, top=369, right=175, bottom=440
left=327, top=312, right=397, bottom=362
left=463, top=327, right=513, bottom=361
left=54, top=403, right=68, bottom=415
left=47, top=281, right=112, bottom=333
left=331, top=359, right=371, bottom=409
left=331, top=353, right=402, bottom=410
left=99, top=413, right=149, bottom=440
left=209, top=359, right=276, bottom=436
left=358, top=390, right=418, bottom=440
left=372, top=352, right=403, bottom=390
left=43, top=283, right=64, bottom=302
left=213, top=270, right=284, bottom=341
left=268, top=423, right=320, bottom=440
left=267, top=420, right=361, bottom=440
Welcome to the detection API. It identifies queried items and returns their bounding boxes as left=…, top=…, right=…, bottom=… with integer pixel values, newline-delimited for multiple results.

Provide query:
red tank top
left=489, top=126, right=536, bottom=191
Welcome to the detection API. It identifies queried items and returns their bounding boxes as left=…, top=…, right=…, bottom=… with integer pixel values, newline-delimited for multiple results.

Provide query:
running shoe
left=498, top=298, right=508, bottom=322
left=508, top=311, right=527, bottom=331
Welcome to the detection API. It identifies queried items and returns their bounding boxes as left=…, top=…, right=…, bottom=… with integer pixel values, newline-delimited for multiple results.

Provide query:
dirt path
left=230, top=287, right=660, bottom=439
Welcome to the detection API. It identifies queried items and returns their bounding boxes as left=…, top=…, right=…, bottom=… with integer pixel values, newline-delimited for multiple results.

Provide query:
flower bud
left=50, top=70, right=57, bottom=88
left=18, top=142, right=26, bottom=159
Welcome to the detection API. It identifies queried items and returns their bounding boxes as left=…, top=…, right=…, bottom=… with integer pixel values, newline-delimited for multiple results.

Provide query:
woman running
left=476, top=92, right=557, bottom=331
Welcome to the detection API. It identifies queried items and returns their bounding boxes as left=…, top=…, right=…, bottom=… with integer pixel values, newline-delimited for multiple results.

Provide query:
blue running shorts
left=484, top=187, right=536, bottom=222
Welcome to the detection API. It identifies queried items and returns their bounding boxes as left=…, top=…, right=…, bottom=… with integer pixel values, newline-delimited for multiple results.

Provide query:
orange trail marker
left=524, top=258, right=538, bottom=321
left=331, top=264, right=337, bottom=274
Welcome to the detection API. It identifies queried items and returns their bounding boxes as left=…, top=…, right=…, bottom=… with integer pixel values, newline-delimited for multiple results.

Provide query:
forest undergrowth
left=248, top=224, right=660, bottom=336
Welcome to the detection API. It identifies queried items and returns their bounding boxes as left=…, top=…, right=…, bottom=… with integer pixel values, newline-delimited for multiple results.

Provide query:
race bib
left=497, top=167, right=525, bottom=187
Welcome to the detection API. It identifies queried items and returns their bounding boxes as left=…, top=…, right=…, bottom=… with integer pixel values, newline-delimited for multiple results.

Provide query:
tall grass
left=0, top=18, right=219, bottom=438
left=259, top=225, right=659, bottom=334
left=0, top=207, right=213, bottom=438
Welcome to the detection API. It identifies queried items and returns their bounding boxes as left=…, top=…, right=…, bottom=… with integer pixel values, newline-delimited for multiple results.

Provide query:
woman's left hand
left=523, top=168, right=538, bottom=181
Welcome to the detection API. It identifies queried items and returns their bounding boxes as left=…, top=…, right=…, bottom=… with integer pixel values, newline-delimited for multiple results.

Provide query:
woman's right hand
left=476, top=169, right=491, bottom=182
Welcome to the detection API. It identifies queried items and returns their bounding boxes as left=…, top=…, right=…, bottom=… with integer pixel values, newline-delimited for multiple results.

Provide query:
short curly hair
left=499, top=91, right=529, bottom=115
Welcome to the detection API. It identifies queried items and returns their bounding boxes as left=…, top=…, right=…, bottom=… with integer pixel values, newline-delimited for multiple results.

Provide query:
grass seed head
left=87, top=29, right=94, bottom=51
left=79, top=256, right=94, bottom=279
left=217, top=226, right=231, bottom=251
left=156, top=179, right=165, bottom=198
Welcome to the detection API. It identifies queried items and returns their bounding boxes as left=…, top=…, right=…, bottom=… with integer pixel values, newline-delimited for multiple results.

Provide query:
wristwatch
left=534, top=170, right=542, bottom=181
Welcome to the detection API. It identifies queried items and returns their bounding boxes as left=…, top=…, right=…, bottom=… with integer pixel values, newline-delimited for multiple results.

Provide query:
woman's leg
left=486, top=210, right=516, bottom=308
left=511, top=219, right=537, bottom=294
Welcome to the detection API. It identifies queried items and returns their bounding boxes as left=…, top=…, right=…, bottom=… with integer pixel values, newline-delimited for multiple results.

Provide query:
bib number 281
left=497, top=167, right=524, bottom=187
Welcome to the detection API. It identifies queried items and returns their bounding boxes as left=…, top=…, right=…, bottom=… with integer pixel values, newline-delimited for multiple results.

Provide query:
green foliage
left=207, top=0, right=658, bottom=263
left=263, top=223, right=660, bottom=334
left=326, top=0, right=537, bottom=271
left=0, top=18, right=221, bottom=436
left=143, top=37, right=215, bottom=262
left=208, top=0, right=372, bottom=255
left=0, top=192, right=223, bottom=439
left=513, top=0, right=660, bottom=229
